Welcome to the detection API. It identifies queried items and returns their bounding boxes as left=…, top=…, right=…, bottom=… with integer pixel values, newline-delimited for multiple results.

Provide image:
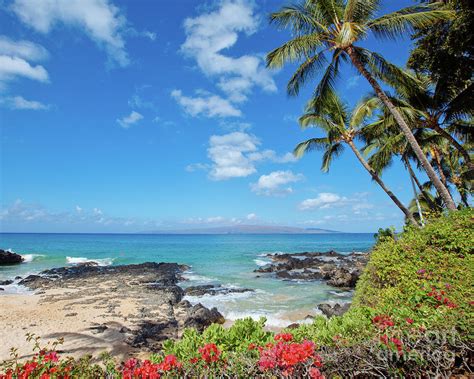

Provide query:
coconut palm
left=360, top=90, right=472, bottom=208
left=266, top=0, right=457, bottom=210
left=294, top=91, right=419, bottom=226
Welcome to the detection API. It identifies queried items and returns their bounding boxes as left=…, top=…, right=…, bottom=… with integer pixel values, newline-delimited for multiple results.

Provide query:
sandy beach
left=0, top=262, right=225, bottom=363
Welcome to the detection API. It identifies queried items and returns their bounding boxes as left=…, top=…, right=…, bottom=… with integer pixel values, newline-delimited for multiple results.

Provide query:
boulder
left=0, top=280, right=13, bottom=286
left=183, top=303, right=225, bottom=331
left=318, top=303, right=351, bottom=318
left=327, top=268, right=358, bottom=288
left=0, top=249, right=24, bottom=265
left=184, top=284, right=254, bottom=297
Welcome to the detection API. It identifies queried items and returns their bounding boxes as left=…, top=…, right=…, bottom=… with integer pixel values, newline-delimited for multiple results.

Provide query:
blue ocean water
left=0, top=233, right=374, bottom=327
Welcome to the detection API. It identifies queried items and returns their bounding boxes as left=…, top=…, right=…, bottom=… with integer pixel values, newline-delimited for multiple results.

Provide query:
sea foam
left=22, top=254, right=45, bottom=263
left=66, top=257, right=114, bottom=266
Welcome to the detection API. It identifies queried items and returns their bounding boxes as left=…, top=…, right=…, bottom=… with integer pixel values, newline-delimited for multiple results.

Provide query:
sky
left=0, top=0, right=425, bottom=233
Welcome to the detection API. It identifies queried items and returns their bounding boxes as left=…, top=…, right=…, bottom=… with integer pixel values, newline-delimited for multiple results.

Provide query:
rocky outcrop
left=0, top=280, right=13, bottom=286
left=318, top=303, right=351, bottom=318
left=184, top=284, right=254, bottom=297
left=18, top=262, right=224, bottom=351
left=0, top=249, right=24, bottom=265
left=255, top=251, right=368, bottom=289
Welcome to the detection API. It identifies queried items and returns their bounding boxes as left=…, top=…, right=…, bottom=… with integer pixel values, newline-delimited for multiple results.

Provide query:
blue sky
left=0, top=0, right=424, bottom=233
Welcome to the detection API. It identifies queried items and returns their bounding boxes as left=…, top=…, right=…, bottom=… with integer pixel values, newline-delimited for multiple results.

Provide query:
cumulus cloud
left=117, top=110, right=143, bottom=128
left=171, top=89, right=241, bottom=118
left=173, top=0, right=276, bottom=117
left=207, top=132, right=259, bottom=180
left=11, top=0, right=130, bottom=66
left=251, top=170, right=304, bottom=196
left=0, top=95, right=49, bottom=110
left=0, top=36, right=49, bottom=89
left=189, top=132, right=297, bottom=180
left=299, top=193, right=349, bottom=210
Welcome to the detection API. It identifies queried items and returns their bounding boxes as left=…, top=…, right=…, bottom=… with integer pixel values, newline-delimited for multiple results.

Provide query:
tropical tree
left=294, top=91, right=419, bottom=226
left=266, top=0, right=457, bottom=209
left=359, top=85, right=472, bottom=207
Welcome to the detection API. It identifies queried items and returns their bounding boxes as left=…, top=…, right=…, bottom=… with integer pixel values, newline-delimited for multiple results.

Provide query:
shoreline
left=0, top=250, right=367, bottom=362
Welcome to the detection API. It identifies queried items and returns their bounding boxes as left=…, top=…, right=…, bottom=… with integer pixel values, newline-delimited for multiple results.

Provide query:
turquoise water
left=0, top=233, right=374, bottom=327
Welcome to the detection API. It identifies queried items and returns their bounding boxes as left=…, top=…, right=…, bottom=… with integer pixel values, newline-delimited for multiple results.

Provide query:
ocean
left=0, top=233, right=374, bottom=327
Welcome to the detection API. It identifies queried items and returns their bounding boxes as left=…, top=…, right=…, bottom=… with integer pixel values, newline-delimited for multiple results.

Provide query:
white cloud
left=189, top=132, right=298, bottom=180
left=0, top=95, right=49, bottom=110
left=0, top=36, right=49, bottom=91
left=0, top=36, right=49, bottom=61
left=299, top=193, right=348, bottom=210
left=207, top=132, right=259, bottom=180
left=11, top=0, right=129, bottom=66
left=171, top=89, right=241, bottom=118
left=117, top=110, right=143, bottom=128
left=246, top=213, right=257, bottom=220
left=175, top=0, right=276, bottom=117
left=251, top=170, right=304, bottom=196
left=0, top=200, right=160, bottom=231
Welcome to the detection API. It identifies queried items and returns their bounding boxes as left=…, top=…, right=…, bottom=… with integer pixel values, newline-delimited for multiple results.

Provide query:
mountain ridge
left=144, top=224, right=341, bottom=234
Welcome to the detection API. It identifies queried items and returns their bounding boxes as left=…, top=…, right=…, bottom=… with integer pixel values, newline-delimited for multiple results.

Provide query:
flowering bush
left=257, top=334, right=323, bottom=377
left=1, top=210, right=471, bottom=378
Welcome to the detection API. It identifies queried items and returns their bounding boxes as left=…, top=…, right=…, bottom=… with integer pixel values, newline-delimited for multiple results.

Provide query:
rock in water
left=0, top=249, right=24, bottom=265
left=254, top=251, right=368, bottom=289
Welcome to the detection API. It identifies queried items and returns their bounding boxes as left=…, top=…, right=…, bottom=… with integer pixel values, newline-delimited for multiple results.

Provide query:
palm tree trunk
left=402, top=157, right=424, bottom=226
left=347, top=140, right=419, bottom=226
left=346, top=46, right=457, bottom=211
left=431, top=147, right=448, bottom=187
left=403, top=156, right=438, bottom=210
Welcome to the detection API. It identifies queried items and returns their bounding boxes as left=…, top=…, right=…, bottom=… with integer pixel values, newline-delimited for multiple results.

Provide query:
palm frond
left=367, top=3, right=455, bottom=40
left=286, top=50, right=328, bottom=96
left=266, top=34, right=323, bottom=69
left=350, top=96, right=381, bottom=128
left=269, top=4, right=328, bottom=34
left=344, top=0, right=381, bottom=23
left=293, top=137, right=330, bottom=158
left=321, top=142, right=344, bottom=172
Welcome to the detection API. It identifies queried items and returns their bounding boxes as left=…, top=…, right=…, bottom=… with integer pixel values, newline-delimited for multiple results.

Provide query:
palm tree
left=359, top=90, right=472, bottom=208
left=294, top=91, right=419, bottom=226
left=266, top=0, right=457, bottom=210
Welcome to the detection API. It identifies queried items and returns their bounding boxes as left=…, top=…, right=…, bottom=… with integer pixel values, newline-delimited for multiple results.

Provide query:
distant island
left=144, top=225, right=341, bottom=234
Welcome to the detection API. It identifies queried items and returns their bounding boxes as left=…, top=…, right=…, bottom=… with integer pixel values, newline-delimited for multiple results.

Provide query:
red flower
left=198, top=343, right=221, bottom=364
left=248, top=343, right=257, bottom=351
left=406, top=318, right=414, bottom=324
left=275, top=333, right=293, bottom=342
left=309, top=366, right=325, bottom=379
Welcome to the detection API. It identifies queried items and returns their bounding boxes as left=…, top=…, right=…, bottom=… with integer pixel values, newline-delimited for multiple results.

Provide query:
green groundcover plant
left=1, top=209, right=472, bottom=378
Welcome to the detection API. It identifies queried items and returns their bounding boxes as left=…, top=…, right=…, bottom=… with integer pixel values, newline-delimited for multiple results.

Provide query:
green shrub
left=354, top=208, right=474, bottom=335
left=163, top=317, right=274, bottom=358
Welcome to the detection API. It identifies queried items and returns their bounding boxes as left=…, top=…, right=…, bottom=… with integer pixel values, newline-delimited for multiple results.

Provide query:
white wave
left=328, top=290, right=354, bottom=298
left=66, top=257, right=114, bottom=266
left=0, top=283, right=33, bottom=295
left=180, top=271, right=216, bottom=284
left=254, top=258, right=271, bottom=267
left=22, top=254, right=45, bottom=263
left=184, top=289, right=258, bottom=310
